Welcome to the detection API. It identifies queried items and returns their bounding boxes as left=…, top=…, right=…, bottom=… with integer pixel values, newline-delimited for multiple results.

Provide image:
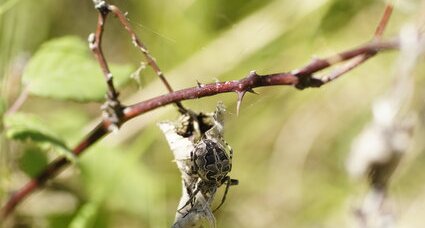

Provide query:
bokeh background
left=1, top=0, right=425, bottom=227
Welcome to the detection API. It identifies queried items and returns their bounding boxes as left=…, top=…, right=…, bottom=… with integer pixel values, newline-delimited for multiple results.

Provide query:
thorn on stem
left=196, top=80, right=205, bottom=88
left=246, top=70, right=258, bottom=80
left=247, top=88, right=258, bottom=95
left=236, top=91, right=247, bottom=116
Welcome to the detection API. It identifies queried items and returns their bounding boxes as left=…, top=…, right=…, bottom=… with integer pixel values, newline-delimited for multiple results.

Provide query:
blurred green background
left=1, top=0, right=425, bottom=227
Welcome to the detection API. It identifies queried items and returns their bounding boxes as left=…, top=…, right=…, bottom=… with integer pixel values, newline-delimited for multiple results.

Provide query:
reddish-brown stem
left=89, top=11, right=119, bottom=100
left=374, top=3, right=394, bottom=39
left=125, top=40, right=399, bottom=118
left=293, top=39, right=396, bottom=77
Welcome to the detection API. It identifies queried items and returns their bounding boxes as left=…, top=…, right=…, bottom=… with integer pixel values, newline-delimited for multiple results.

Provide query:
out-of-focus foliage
left=319, top=0, right=375, bottom=33
left=0, top=97, right=5, bottom=118
left=1, top=0, right=425, bottom=227
left=23, top=36, right=134, bottom=102
left=4, top=112, right=75, bottom=160
left=19, top=146, right=48, bottom=178
left=5, top=112, right=65, bottom=145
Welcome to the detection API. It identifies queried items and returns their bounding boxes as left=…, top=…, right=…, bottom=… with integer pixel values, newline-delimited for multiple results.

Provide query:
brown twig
left=88, top=3, right=124, bottom=130
left=321, top=54, right=372, bottom=83
left=89, top=3, right=119, bottom=99
left=89, top=6, right=119, bottom=101
left=108, top=4, right=187, bottom=113
left=0, top=38, right=400, bottom=219
left=374, top=2, right=394, bottom=39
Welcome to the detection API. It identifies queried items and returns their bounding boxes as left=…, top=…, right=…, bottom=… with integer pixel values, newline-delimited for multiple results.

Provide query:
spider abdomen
left=192, top=139, right=231, bottom=185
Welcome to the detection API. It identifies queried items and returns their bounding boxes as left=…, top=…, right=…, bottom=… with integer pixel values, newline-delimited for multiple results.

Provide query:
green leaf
left=22, top=36, right=134, bottom=102
left=4, top=112, right=75, bottom=161
left=19, top=146, right=48, bottom=177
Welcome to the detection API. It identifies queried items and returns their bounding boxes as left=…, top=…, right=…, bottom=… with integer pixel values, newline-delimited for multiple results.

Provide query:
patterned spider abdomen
left=192, top=139, right=231, bottom=185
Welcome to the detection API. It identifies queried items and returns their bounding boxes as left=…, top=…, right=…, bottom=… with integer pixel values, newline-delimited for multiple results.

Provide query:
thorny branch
left=107, top=4, right=187, bottom=113
left=0, top=1, right=405, bottom=220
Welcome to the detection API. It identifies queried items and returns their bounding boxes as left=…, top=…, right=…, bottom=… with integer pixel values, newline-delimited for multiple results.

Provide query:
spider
left=179, top=137, right=238, bottom=213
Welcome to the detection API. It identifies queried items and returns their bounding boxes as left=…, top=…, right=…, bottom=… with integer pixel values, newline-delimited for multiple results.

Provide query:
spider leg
left=213, top=176, right=238, bottom=212
left=183, top=179, right=194, bottom=200
left=178, top=182, right=200, bottom=214
left=230, top=178, right=238, bottom=185
left=201, top=186, right=217, bottom=211
left=228, top=145, right=233, bottom=170
left=221, top=138, right=233, bottom=170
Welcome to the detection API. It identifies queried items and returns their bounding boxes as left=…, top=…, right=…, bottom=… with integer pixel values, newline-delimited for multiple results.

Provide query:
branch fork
left=88, top=3, right=126, bottom=130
